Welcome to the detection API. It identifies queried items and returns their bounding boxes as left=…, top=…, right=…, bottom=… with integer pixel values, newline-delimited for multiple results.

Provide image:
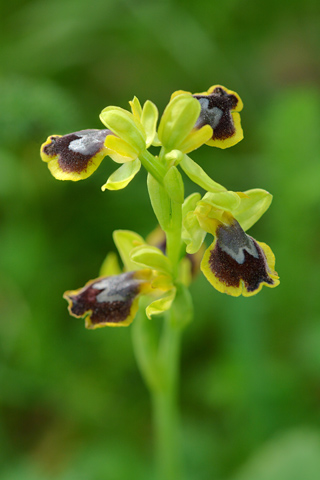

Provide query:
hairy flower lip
left=193, top=85, right=243, bottom=147
left=201, top=219, right=279, bottom=297
left=40, top=129, right=112, bottom=181
left=63, top=270, right=153, bottom=328
left=171, top=85, right=243, bottom=149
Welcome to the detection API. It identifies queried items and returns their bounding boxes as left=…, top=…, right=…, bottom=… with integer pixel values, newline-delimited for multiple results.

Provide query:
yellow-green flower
left=40, top=129, right=111, bottom=181
left=200, top=215, right=279, bottom=297
left=183, top=190, right=279, bottom=297
left=64, top=228, right=181, bottom=328
left=64, top=270, right=153, bottom=328
left=158, top=93, right=213, bottom=154
left=171, top=85, right=243, bottom=149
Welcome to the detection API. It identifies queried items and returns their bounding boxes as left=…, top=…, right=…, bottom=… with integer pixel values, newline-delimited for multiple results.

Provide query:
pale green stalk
left=132, top=151, right=186, bottom=480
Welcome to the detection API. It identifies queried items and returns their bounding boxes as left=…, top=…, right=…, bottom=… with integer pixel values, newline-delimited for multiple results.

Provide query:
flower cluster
left=41, top=85, right=279, bottom=328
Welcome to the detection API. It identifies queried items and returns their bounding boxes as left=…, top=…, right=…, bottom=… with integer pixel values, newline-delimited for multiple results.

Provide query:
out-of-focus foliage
left=0, top=0, right=320, bottom=479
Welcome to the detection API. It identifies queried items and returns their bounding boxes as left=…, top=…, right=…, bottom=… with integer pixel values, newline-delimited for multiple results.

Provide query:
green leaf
left=113, top=230, right=145, bottom=271
left=158, top=94, right=200, bottom=150
left=101, top=159, right=141, bottom=191
left=147, top=173, right=172, bottom=230
left=146, top=288, right=176, bottom=319
left=163, top=166, right=184, bottom=204
left=130, top=245, right=172, bottom=275
left=141, top=100, right=158, bottom=147
left=233, top=189, right=273, bottom=231
left=232, top=429, right=320, bottom=480
left=180, top=155, right=226, bottom=193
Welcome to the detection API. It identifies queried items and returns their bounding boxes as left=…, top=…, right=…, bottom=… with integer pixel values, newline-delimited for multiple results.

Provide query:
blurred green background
left=1, top=0, right=320, bottom=479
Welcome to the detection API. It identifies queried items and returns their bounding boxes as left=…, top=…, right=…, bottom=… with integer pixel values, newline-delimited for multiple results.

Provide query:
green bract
left=163, top=166, right=184, bottom=204
left=147, top=174, right=172, bottom=231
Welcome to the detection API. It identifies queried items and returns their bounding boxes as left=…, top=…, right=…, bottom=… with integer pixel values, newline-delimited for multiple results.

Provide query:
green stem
left=166, top=200, right=182, bottom=279
left=139, top=149, right=166, bottom=184
left=151, top=195, right=184, bottom=479
left=153, top=316, right=182, bottom=480
left=132, top=308, right=183, bottom=480
left=132, top=156, right=188, bottom=479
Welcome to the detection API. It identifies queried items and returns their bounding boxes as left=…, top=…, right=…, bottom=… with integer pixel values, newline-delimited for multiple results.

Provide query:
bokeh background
left=1, top=0, right=320, bottom=479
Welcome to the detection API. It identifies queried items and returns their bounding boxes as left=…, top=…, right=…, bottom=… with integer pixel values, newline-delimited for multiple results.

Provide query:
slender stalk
left=132, top=308, right=183, bottom=480
left=165, top=200, right=182, bottom=278
left=152, top=314, right=182, bottom=480
left=132, top=150, right=187, bottom=479
left=139, top=149, right=166, bottom=184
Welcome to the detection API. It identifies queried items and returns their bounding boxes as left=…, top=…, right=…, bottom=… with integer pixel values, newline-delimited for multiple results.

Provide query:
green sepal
left=182, top=192, right=206, bottom=254
left=147, top=173, right=172, bottom=231
left=170, top=283, right=193, bottom=329
left=182, top=210, right=206, bottom=254
left=105, top=135, right=139, bottom=162
left=163, top=166, right=184, bottom=204
left=146, top=288, right=176, bottom=319
left=233, top=189, right=273, bottom=231
left=180, top=155, right=226, bottom=193
left=100, top=106, right=146, bottom=152
left=130, top=245, right=172, bottom=275
left=158, top=94, right=200, bottom=150
left=101, top=158, right=141, bottom=191
left=141, top=100, right=158, bottom=147
left=201, top=190, right=241, bottom=211
left=99, top=252, right=122, bottom=276
left=113, top=230, right=145, bottom=271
